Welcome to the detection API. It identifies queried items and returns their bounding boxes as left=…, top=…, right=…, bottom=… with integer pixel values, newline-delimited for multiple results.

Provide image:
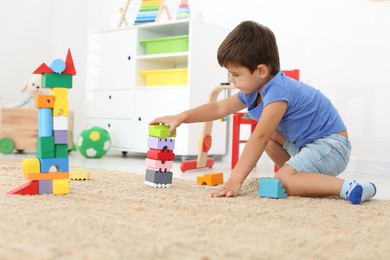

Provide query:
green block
left=148, top=125, right=176, bottom=138
left=42, top=73, right=72, bottom=88
left=36, top=149, right=55, bottom=159
left=55, top=144, right=69, bottom=158
left=36, top=136, right=55, bottom=159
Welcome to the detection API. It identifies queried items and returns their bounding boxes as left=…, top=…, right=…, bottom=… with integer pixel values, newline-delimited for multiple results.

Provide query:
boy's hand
left=149, top=115, right=182, bottom=136
left=209, top=180, right=242, bottom=198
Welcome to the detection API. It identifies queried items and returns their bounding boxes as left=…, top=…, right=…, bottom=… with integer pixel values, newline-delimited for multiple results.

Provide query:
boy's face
left=226, top=64, right=267, bottom=94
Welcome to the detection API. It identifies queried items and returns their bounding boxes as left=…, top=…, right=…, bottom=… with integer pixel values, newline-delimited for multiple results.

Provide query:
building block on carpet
left=145, top=158, right=173, bottom=172
left=22, top=158, right=41, bottom=174
left=197, top=172, right=223, bottom=186
left=53, top=179, right=70, bottom=194
left=7, top=180, right=39, bottom=195
left=258, top=178, right=287, bottom=199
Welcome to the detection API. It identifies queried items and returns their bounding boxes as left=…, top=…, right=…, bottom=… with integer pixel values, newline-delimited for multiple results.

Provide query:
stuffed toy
left=5, top=74, right=48, bottom=108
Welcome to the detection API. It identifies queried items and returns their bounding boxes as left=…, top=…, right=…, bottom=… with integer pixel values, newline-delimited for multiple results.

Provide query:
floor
left=2, top=150, right=389, bottom=200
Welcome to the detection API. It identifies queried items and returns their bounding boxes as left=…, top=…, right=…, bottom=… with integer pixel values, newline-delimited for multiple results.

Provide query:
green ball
left=77, top=126, right=111, bottom=158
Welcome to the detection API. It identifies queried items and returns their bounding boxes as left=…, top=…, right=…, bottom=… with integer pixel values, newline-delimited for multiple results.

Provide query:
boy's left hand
left=209, top=181, right=242, bottom=198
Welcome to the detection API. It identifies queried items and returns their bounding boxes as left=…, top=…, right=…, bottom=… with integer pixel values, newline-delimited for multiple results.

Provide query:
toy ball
left=77, top=126, right=111, bottom=158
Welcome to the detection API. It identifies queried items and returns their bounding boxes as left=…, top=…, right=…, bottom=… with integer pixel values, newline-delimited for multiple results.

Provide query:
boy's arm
left=211, top=101, right=288, bottom=197
left=150, top=94, right=246, bottom=135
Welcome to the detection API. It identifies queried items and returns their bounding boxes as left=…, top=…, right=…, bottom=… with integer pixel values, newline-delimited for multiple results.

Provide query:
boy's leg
left=265, top=131, right=290, bottom=168
left=275, top=164, right=344, bottom=197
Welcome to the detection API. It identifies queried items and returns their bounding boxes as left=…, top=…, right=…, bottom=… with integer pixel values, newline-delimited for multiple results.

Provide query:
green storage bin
left=140, top=35, right=189, bottom=55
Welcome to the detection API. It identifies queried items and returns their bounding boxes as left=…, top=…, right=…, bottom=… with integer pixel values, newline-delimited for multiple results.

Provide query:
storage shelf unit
left=85, top=19, right=229, bottom=156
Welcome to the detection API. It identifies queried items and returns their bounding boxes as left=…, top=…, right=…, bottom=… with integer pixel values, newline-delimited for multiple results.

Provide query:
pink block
left=145, top=158, right=173, bottom=172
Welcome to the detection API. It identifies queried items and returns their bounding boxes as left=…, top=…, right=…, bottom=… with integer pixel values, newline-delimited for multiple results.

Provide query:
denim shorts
left=283, top=134, right=351, bottom=176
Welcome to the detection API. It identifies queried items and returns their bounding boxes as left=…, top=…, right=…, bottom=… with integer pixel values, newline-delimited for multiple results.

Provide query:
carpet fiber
left=1, top=158, right=390, bottom=259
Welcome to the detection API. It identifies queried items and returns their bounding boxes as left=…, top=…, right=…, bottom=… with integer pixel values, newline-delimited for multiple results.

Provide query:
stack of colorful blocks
left=176, top=0, right=190, bottom=19
left=7, top=49, right=76, bottom=195
left=145, top=125, right=176, bottom=188
left=134, top=0, right=161, bottom=25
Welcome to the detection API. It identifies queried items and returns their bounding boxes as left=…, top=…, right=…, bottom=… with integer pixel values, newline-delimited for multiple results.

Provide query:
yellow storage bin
left=139, top=68, right=188, bottom=86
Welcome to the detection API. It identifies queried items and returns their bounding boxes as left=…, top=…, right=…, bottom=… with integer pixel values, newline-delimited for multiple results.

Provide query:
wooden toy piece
left=7, top=180, right=39, bottom=195
left=22, top=158, right=41, bottom=174
left=146, top=148, right=174, bottom=161
left=33, top=63, right=54, bottom=74
left=52, top=179, right=70, bottom=194
left=50, top=59, right=66, bottom=74
left=117, top=0, right=131, bottom=28
left=145, top=169, right=173, bottom=188
left=258, top=178, right=287, bottom=199
left=70, top=169, right=91, bottom=180
left=148, top=124, right=176, bottom=138
left=180, top=84, right=234, bottom=172
left=35, top=95, right=55, bottom=108
left=24, top=171, right=69, bottom=181
left=36, top=136, right=55, bottom=159
left=0, top=137, right=14, bottom=154
left=50, top=88, right=69, bottom=116
left=62, top=49, right=77, bottom=75
left=197, top=172, right=223, bottom=186
left=40, top=157, right=69, bottom=173
left=42, top=73, right=72, bottom=89
left=38, top=108, right=53, bottom=137
left=53, top=115, right=68, bottom=130
left=39, top=180, right=52, bottom=194
left=54, top=130, right=68, bottom=144
left=145, top=157, right=173, bottom=172
left=55, top=144, right=68, bottom=158
left=147, top=136, right=175, bottom=150
left=155, top=0, right=172, bottom=22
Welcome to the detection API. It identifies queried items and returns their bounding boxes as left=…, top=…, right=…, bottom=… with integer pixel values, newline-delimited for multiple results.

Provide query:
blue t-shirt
left=237, top=71, right=346, bottom=148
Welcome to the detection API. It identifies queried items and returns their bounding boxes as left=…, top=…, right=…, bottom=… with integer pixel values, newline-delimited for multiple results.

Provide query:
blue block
left=38, top=108, right=53, bottom=137
left=258, top=178, right=287, bottom=199
left=40, top=158, right=69, bottom=173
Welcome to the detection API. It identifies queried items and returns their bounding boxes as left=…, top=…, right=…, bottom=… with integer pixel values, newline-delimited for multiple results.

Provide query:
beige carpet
left=1, top=158, right=390, bottom=260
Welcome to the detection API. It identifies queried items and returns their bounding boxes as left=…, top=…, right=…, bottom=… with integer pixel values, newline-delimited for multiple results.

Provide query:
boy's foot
left=341, top=180, right=377, bottom=205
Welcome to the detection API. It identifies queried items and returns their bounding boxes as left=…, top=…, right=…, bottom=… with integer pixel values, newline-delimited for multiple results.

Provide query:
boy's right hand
left=149, top=115, right=182, bottom=136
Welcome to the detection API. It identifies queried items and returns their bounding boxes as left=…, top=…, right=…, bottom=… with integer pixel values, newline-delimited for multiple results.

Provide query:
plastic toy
left=180, top=84, right=234, bottom=172
left=7, top=49, right=76, bottom=195
left=258, top=178, right=287, bottom=199
left=144, top=125, right=176, bottom=188
left=70, top=169, right=91, bottom=180
left=197, top=172, right=223, bottom=186
left=77, top=126, right=111, bottom=158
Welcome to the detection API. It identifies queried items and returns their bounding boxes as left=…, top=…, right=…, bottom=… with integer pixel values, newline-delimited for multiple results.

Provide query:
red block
left=7, top=180, right=39, bottom=195
left=33, top=63, right=54, bottom=74
left=147, top=148, right=175, bottom=161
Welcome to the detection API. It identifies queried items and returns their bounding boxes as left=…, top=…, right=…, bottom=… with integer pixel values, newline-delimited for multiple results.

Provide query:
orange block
left=197, top=172, right=224, bottom=186
left=35, top=95, right=55, bottom=108
left=24, top=172, right=69, bottom=181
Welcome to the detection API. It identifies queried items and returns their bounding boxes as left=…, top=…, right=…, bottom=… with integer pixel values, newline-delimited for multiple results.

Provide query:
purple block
left=54, top=130, right=68, bottom=144
left=39, top=180, right=52, bottom=194
left=147, top=137, right=175, bottom=150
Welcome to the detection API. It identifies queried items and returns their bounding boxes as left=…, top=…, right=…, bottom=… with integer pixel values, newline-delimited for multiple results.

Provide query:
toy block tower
left=145, top=125, right=176, bottom=188
left=176, top=0, right=190, bottom=20
left=258, top=178, right=287, bottom=199
left=7, top=49, right=76, bottom=195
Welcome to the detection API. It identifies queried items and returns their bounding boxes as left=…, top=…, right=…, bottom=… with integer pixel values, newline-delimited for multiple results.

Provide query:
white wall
left=1, top=0, right=389, bottom=173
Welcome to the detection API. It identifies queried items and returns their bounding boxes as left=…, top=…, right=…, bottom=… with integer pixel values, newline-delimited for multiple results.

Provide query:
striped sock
left=340, top=180, right=377, bottom=205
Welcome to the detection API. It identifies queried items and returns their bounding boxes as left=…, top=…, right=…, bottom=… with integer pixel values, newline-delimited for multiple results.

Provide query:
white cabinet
left=85, top=19, right=229, bottom=156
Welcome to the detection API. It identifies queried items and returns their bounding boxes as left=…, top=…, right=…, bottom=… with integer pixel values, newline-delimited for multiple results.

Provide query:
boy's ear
left=256, top=64, right=269, bottom=79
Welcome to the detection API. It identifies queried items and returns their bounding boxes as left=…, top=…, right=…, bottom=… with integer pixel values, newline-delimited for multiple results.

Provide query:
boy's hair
left=217, top=21, right=280, bottom=75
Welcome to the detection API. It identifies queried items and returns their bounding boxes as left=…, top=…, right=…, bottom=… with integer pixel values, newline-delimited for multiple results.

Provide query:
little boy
left=150, top=21, right=376, bottom=204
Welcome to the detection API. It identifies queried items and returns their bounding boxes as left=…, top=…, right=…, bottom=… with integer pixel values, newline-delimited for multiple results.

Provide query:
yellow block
left=53, top=179, right=70, bottom=194
left=70, top=169, right=90, bottom=180
left=50, top=88, right=69, bottom=116
left=22, top=158, right=40, bottom=174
